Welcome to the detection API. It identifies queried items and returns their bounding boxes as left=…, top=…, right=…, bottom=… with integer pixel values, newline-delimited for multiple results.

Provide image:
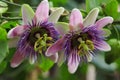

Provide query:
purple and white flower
left=45, top=8, right=113, bottom=73
left=7, top=0, right=64, bottom=68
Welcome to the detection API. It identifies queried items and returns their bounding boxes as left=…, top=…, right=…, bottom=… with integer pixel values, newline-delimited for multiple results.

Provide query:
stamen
left=86, top=40, right=94, bottom=50
left=34, top=34, right=53, bottom=54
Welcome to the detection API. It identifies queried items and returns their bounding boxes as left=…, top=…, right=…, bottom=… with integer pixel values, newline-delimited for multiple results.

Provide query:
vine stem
left=1, top=14, right=22, bottom=20
left=113, top=25, right=120, bottom=40
left=2, top=0, right=21, bottom=7
left=2, top=0, right=36, bottom=9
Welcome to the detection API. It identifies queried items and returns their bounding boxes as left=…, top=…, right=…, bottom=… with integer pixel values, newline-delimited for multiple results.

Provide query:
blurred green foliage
left=0, top=0, right=120, bottom=80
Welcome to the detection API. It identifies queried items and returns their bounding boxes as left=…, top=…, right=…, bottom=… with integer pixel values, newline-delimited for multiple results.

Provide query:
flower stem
left=113, top=25, right=120, bottom=41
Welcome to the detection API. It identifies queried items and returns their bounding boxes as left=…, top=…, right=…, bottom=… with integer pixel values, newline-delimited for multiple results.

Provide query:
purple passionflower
left=7, top=0, right=64, bottom=68
left=45, top=8, right=113, bottom=73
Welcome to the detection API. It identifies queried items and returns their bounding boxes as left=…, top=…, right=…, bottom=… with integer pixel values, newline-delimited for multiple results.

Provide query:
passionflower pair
left=7, top=0, right=64, bottom=67
left=8, top=0, right=113, bottom=73
left=45, top=8, right=113, bottom=73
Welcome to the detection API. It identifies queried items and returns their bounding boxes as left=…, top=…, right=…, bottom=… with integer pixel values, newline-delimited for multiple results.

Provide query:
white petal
left=22, top=4, right=34, bottom=25
left=83, top=8, right=99, bottom=27
left=55, top=22, right=69, bottom=35
left=48, top=7, right=64, bottom=23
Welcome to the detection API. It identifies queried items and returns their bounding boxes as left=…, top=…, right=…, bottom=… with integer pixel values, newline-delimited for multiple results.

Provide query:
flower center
left=27, top=27, right=53, bottom=53
left=28, top=27, right=50, bottom=46
left=70, top=32, right=94, bottom=55
left=34, top=33, right=53, bottom=54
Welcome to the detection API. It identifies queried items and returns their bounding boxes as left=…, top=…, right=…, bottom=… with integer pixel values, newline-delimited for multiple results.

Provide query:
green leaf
left=0, top=27, right=7, bottom=40
left=0, top=41, right=8, bottom=63
left=86, top=0, right=111, bottom=11
left=102, top=28, right=111, bottom=37
left=49, top=0, right=67, bottom=6
left=0, top=27, right=8, bottom=63
left=105, top=39, right=120, bottom=64
left=86, top=0, right=99, bottom=12
left=103, top=0, right=119, bottom=20
left=38, top=54, right=54, bottom=71
left=0, top=1, right=8, bottom=14
left=0, top=61, right=7, bottom=73
left=1, top=21, right=18, bottom=31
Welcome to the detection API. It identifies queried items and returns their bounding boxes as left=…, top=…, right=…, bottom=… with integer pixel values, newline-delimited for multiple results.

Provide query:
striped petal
left=7, top=25, right=27, bottom=38
left=94, top=40, right=111, bottom=51
left=83, top=8, right=99, bottom=27
left=69, top=8, right=83, bottom=31
left=11, top=50, right=25, bottom=68
left=35, top=0, right=49, bottom=22
left=95, top=17, right=113, bottom=29
left=22, top=4, right=35, bottom=25
left=48, top=7, right=64, bottom=23
left=45, top=37, right=65, bottom=57
left=68, top=49, right=80, bottom=73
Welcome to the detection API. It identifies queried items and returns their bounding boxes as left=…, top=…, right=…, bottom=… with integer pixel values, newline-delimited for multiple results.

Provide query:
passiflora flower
left=45, top=8, right=113, bottom=73
left=7, top=0, right=64, bottom=68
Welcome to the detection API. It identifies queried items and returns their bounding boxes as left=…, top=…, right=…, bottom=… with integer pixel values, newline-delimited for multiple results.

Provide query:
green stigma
left=34, top=34, right=53, bottom=54
left=77, top=38, right=94, bottom=56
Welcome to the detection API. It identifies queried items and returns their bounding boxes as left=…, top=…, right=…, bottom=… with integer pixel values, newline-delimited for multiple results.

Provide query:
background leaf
left=103, top=0, right=119, bottom=20
left=1, top=21, right=18, bottom=32
left=38, top=54, right=54, bottom=71
left=0, top=27, right=8, bottom=64
left=0, top=61, right=7, bottom=73
left=105, top=39, right=120, bottom=64
left=0, top=1, right=8, bottom=14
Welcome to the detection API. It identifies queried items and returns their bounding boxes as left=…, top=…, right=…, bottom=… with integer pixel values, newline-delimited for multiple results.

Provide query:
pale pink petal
left=68, top=49, right=80, bottom=73
left=45, top=37, right=65, bottom=57
left=95, top=17, right=113, bottom=29
left=70, top=8, right=83, bottom=31
left=11, top=50, right=25, bottom=68
left=35, top=0, right=49, bottom=22
left=94, top=40, right=111, bottom=51
left=22, top=4, right=35, bottom=25
left=8, top=37, right=19, bottom=48
left=48, top=53, right=58, bottom=63
left=7, top=26, right=27, bottom=38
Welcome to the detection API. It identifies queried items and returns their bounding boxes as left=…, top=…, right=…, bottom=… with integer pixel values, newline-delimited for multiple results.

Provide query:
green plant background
left=0, top=0, right=120, bottom=80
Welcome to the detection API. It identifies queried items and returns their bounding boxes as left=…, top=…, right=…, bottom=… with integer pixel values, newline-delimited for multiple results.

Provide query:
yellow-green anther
left=86, top=40, right=94, bottom=50
left=83, top=44, right=89, bottom=51
left=47, top=37, right=52, bottom=40
left=43, top=34, right=47, bottom=41
left=34, top=33, right=53, bottom=53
